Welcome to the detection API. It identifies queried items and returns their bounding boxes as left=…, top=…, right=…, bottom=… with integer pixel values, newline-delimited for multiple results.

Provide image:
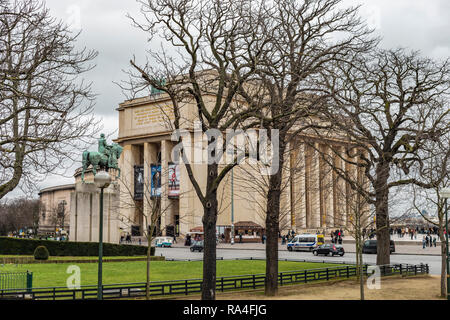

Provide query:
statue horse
left=81, top=143, right=123, bottom=182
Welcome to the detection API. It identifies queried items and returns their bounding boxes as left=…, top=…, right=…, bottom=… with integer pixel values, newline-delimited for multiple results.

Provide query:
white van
left=287, top=234, right=325, bottom=252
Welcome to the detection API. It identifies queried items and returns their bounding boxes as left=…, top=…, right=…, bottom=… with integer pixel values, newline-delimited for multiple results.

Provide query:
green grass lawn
left=0, top=260, right=344, bottom=288
left=0, top=255, right=148, bottom=260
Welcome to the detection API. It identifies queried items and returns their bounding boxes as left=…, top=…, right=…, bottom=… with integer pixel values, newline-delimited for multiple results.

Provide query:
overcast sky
left=8, top=0, right=450, bottom=200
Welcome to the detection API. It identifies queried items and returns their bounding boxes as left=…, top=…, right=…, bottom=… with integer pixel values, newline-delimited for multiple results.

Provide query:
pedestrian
left=281, top=235, right=286, bottom=245
left=173, top=235, right=177, bottom=244
left=239, top=233, right=243, bottom=243
left=422, top=236, right=426, bottom=249
left=138, top=238, right=142, bottom=245
left=433, top=237, right=437, bottom=247
left=186, top=234, right=190, bottom=246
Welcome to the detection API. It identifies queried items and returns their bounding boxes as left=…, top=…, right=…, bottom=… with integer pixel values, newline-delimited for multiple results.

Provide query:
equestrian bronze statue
left=81, top=133, right=123, bottom=182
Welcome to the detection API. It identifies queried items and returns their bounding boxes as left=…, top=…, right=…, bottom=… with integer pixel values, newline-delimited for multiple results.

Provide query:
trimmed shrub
left=0, top=237, right=155, bottom=257
left=34, top=246, right=49, bottom=260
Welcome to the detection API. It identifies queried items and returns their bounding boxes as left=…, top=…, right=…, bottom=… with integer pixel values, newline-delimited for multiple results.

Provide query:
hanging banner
left=168, top=163, right=180, bottom=198
left=134, top=165, right=144, bottom=200
left=151, top=164, right=161, bottom=197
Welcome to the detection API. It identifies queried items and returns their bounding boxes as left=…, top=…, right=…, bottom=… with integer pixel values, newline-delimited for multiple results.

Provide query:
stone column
left=69, top=192, right=78, bottom=241
left=161, top=140, right=174, bottom=235
left=333, top=146, right=346, bottom=227
left=179, top=133, right=195, bottom=236
left=359, top=151, right=371, bottom=228
left=318, top=144, right=326, bottom=229
left=119, top=144, right=140, bottom=234
left=310, top=143, right=321, bottom=228
left=324, top=145, right=334, bottom=228
left=283, top=142, right=292, bottom=232
left=297, top=143, right=307, bottom=229
left=346, top=152, right=359, bottom=228
left=143, top=142, right=158, bottom=234
left=290, top=147, right=298, bottom=231
left=304, top=144, right=312, bottom=228
left=69, top=180, right=120, bottom=244
left=305, top=143, right=320, bottom=229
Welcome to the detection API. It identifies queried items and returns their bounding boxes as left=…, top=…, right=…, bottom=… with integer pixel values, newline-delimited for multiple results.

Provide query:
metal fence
left=0, top=271, right=32, bottom=292
left=0, top=262, right=428, bottom=300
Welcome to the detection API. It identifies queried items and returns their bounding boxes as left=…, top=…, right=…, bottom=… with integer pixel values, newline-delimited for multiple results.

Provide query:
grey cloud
left=8, top=0, right=450, bottom=199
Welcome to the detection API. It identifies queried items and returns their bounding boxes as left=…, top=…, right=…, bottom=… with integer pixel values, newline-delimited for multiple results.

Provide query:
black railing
left=0, top=271, right=32, bottom=292
left=0, top=263, right=428, bottom=300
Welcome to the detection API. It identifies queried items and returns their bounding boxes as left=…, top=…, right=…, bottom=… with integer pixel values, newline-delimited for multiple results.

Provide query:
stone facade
left=42, top=89, right=367, bottom=244
left=68, top=168, right=121, bottom=244
left=38, top=184, right=74, bottom=235
left=115, top=92, right=366, bottom=239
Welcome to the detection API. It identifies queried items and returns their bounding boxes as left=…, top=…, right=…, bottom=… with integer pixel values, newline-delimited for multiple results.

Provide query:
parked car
left=190, top=240, right=204, bottom=252
left=312, top=244, right=345, bottom=256
left=362, top=240, right=395, bottom=254
left=153, top=237, right=173, bottom=248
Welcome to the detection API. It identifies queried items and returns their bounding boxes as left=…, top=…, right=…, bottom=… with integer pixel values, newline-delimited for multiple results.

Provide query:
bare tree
left=123, top=0, right=273, bottom=300
left=44, top=203, right=69, bottom=235
left=410, top=133, right=450, bottom=298
left=0, top=197, right=40, bottom=236
left=118, top=159, right=189, bottom=300
left=335, top=161, right=374, bottom=300
left=0, top=0, right=100, bottom=199
left=316, top=48, right=450, bottom=265
left=236, top=0, right=376, bottom=296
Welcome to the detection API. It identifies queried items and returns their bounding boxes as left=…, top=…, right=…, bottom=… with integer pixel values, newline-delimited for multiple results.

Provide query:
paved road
left=154, top=247, right=442, bottom=275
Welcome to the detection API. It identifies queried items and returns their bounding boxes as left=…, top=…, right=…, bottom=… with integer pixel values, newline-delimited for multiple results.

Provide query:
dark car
left=362, top=240, right=395, bottom=254
left=190, top=240, right=204, bottom=252
left=312, top=244, right=345, bottom=256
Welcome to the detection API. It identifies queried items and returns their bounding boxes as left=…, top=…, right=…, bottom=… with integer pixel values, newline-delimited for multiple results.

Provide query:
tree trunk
left=265, top=188, right=281, bottom=296
left=146, top=234, right=151, bottom=300
left=201, top=164, right=218, bottom=300
left=439, top=230, right=447, bottom=298
left=354, top=212, right=364, bottom=300
left=265, top=140, right=285, bottom=296
left=359, top=245, right=365, bottom=300
left=374, top=163, right=390, bottom=265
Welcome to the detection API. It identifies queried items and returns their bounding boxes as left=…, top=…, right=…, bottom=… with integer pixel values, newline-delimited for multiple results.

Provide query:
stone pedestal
left=69, top=169, right=121, bottom=244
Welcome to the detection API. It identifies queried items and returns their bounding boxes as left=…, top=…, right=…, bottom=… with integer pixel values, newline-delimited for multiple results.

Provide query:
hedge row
left=0, top=237, right=154, bottom=257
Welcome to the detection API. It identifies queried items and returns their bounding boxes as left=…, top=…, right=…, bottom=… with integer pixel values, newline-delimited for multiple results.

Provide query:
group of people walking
left=120, top=233, right=132, bottom=244
left=330, top=229, right=344, bottom=244
left=392, top=227, right=418, bottom=239
left=422, top=234, right=437, bottom=249
left=280, top=230, right=296, bottom=245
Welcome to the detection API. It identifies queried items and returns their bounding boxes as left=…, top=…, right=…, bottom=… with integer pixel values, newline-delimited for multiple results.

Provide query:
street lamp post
left=231, top=167, right=234, bottom=245
left=439, top=187, right=450, bottom=300
left=94, top=170, right=112, bottom=300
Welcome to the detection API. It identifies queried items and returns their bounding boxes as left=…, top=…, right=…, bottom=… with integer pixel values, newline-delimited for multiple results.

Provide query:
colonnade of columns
left=118, top=137, right=365, bottom=237
left=288, top=141, right=360, bottom=232
left=119, top=139, right=180, bottom=237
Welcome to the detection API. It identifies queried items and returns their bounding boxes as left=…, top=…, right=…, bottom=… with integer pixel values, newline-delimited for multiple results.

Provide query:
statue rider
left=98, top=133, right=114, bottom=168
